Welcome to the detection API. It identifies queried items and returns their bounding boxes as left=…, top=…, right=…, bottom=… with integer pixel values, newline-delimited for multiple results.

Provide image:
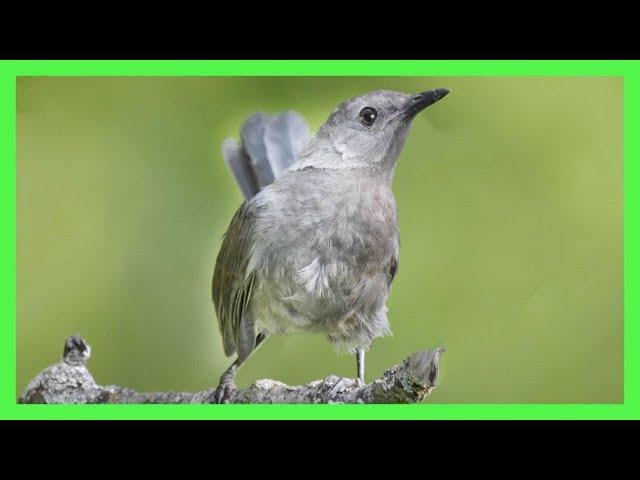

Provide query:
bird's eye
left=359, top=107, right=378, bottom=126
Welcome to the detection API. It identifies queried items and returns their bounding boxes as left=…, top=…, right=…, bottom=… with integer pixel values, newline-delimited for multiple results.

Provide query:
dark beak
left=403, top=88, right=450, bottom=117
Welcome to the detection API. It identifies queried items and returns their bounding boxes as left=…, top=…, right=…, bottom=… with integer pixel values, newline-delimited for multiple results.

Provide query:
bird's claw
left=213, top=381, right=236, bottom=404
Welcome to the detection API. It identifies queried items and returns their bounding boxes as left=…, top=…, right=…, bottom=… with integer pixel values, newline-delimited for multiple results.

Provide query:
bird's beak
left=403, top=88, right=450, bottom=117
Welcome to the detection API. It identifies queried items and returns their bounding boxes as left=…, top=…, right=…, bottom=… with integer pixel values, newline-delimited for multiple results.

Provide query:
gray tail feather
left=222, top=110, right=310, bottom=200
left=222, top=139, right=259, bottom=200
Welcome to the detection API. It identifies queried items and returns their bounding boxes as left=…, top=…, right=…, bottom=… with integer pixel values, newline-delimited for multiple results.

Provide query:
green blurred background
left=17, top=77, right=623, bottom=403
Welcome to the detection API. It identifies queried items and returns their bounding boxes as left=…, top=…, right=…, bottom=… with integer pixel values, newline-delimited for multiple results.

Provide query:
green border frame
left=1, top=60, right=636, bottom=420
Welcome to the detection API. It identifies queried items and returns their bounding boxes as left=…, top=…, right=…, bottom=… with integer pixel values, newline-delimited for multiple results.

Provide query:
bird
left=212, top=88, right=450, bottom=402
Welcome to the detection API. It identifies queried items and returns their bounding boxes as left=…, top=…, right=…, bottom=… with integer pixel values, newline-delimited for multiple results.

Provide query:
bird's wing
left=212, top=202, right=257, bottom=361
left=223, top=111, right=311, bottom=200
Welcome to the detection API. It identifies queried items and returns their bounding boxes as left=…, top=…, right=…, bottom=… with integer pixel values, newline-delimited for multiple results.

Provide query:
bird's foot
left=213, top=379, right=237, bottom=404
left=213, top=359, right=241, bottom=404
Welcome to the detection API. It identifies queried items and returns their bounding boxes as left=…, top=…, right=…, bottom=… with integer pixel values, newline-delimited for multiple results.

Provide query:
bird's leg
left=213, top=333, right=268, bottom=403
left=356, top=348, right=365, bottom=385
left=213, top=359, right=241, bottom=403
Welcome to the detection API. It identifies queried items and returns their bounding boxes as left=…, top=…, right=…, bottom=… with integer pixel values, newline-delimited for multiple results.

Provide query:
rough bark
left=19, top=335, right=445, bottom=404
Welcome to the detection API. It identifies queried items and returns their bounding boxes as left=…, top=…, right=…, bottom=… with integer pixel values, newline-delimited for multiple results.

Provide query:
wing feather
left=212, top=202, right=256, bottom=358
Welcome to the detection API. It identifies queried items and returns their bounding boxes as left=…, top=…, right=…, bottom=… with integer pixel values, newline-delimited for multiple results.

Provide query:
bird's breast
left=249, top=171, right=397, bottom=334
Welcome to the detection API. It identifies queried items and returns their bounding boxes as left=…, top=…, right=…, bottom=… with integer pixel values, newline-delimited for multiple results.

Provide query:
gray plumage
left=213, top=88, right=450, bottom=398
left=224, top=111, right=311, bottom=199
left=263, top=111, right=310, bottom=177
left=222, top=138, right=259, bottom=200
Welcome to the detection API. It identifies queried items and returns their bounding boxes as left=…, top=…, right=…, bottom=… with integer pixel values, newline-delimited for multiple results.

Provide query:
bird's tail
left=222, top=111, right=311, bottom=200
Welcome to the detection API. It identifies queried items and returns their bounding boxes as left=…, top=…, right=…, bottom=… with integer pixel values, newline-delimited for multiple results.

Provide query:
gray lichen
left=19, top=336, right=445, bottom=404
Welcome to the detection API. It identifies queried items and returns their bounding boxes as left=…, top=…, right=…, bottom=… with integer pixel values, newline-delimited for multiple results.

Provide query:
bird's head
left=300, top=88, right=450, bottom=171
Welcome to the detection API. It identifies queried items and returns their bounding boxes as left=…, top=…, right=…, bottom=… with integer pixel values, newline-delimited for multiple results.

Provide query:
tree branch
left=19, top=335, right=445, bottom=404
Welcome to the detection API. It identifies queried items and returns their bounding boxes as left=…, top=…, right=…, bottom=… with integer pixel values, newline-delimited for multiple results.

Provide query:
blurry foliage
left=17, top=77, right=623, bottom=402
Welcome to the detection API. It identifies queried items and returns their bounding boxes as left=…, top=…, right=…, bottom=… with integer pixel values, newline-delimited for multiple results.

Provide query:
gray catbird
left=212, top=88, right=450, bottom=402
